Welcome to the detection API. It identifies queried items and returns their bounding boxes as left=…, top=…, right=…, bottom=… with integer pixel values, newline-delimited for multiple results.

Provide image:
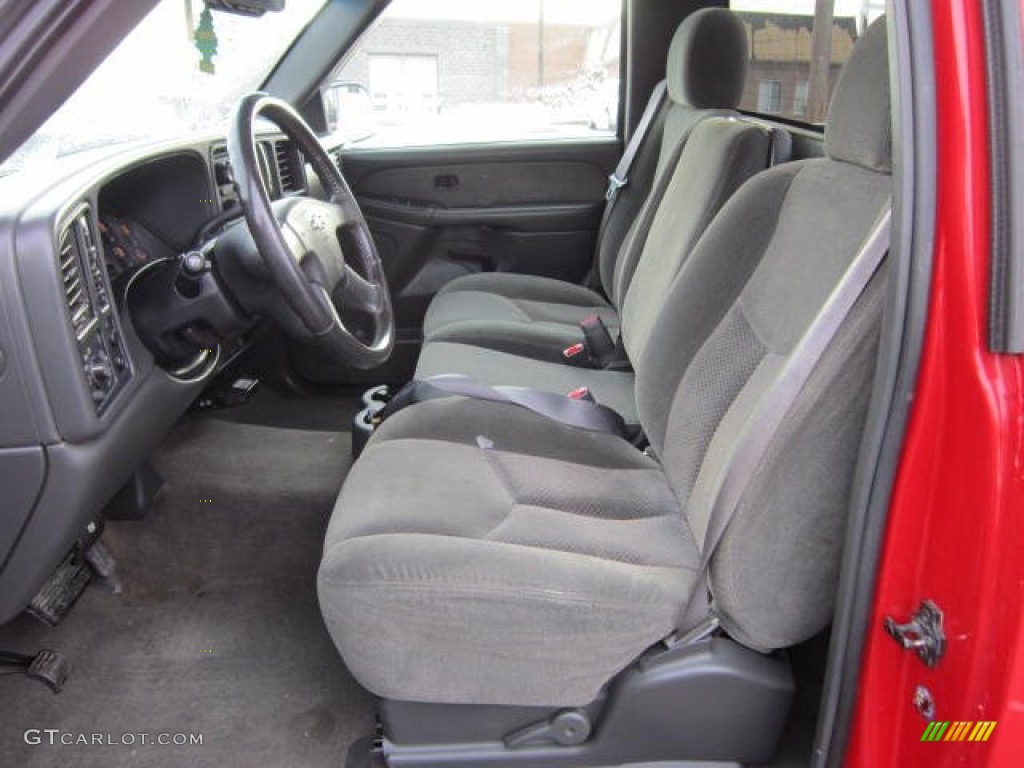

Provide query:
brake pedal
left=85, top=539, right=123, bottom=594
left=27, top=551, right=92, bottom=626
left=0, top=649, right=70, bottom=693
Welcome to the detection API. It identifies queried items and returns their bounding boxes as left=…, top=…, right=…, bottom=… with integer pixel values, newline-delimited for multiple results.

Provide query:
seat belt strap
left=674, top=205, right=892, bottom=639
left=606, top=80, right=668, bottom=205
left=379, top=374, right=628, bottom=437
left=587, top=80, right=669, bottom=292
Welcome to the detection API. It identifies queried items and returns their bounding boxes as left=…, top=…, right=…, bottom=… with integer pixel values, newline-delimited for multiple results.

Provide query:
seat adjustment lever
left=503, top=708, right=592, bottom=748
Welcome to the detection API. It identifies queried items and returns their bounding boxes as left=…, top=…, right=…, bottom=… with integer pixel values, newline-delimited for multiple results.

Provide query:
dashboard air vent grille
left=58, top=205, right=131, bottom=414
left=211, top=144, right=229, bottom=165
left=274, top=140, right=305, bottom=194
left=59, top=223, right=94, bottom=339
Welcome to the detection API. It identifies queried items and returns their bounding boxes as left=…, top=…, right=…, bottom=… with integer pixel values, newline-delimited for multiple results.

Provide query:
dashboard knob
left=85, top=357, right=113, bottom=399
left=182, top=251, right=206, bottom=276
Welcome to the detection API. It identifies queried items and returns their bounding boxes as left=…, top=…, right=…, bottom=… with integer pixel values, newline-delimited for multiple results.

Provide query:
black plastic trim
left=982, top=0, right=1024, bottom=353
left=374, top=638, right=790, bottom=768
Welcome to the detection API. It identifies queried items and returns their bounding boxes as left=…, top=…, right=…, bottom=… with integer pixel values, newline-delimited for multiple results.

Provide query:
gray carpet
left=0, top=414, right=374, bottom=767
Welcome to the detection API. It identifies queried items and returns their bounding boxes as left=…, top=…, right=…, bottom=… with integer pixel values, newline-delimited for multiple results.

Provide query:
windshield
left=0, top=0, right=326, bottom=175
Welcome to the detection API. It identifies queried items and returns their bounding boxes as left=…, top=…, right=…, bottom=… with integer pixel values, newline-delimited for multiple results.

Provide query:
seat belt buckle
left=567, top=386, right=594, bottom=403
left=579, top=315, right=618, bottom=368
left=605, top=173, right=626, bottom=201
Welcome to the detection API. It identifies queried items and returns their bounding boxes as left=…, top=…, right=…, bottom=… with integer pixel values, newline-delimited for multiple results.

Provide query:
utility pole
left=537, top=0, right=545, bottom=90
left=806, top=0, right=835, bottom=123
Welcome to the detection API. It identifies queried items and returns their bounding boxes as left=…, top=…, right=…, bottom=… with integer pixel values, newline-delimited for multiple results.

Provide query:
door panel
left=293, top=138, right=619, bottom=385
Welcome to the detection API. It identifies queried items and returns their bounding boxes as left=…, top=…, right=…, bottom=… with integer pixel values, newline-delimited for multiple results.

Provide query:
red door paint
left=846, top=1, right=1024, bottom=765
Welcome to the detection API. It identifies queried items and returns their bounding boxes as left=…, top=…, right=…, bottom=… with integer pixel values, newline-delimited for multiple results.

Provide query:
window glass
left=0, top=0, right=326, bottom=175
left=730, top=1, right=885, bottom=123
left=326, top=0, right=621, bottom=147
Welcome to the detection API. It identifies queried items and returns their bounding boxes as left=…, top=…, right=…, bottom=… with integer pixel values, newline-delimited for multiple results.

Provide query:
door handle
left=433, top=174, right=459, bottom=190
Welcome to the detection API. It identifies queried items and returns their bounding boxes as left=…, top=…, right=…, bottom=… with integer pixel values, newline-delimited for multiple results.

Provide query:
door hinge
left=884, top=600, right=946, bottom=667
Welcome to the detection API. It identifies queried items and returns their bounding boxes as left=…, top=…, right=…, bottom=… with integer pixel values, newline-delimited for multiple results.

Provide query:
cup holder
left=362, top=384, right=391, bottom=411
left=352, top=385, right=391, bottom=459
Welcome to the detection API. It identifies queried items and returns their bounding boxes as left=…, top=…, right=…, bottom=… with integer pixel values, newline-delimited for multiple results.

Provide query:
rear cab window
left=730, top=1, right=885, bottom=125
left=325, top=0, right=622, bottom=147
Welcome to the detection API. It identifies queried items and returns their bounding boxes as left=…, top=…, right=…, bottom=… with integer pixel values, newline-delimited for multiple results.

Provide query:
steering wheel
left=226, top=93, right=393, bottom=369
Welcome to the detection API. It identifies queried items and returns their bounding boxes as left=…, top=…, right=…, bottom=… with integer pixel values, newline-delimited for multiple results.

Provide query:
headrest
left=666, top=9, right=748, bottom=109
left=825, top=16, right=892, bottom=173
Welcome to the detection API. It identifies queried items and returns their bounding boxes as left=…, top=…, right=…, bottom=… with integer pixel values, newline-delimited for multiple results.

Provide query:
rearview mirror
left=206, top=0, right=285, bottom=17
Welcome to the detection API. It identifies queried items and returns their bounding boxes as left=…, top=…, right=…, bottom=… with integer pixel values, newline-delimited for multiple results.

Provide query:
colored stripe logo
left=921, top=721, right=997, bottom=742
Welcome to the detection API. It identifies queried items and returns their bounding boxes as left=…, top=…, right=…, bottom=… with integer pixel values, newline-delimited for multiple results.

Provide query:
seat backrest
left=596, top=8, right=750, bottom=305
left=618, top=115, right=774, bottom=364
left=635, top=17, right=892, bottom=651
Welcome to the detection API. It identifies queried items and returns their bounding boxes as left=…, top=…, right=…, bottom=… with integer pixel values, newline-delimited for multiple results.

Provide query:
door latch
left=884, top=600, right=946, bottom=667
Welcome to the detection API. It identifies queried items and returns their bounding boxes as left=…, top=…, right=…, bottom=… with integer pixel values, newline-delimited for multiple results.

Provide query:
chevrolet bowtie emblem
left=308, top=211, right=327, bottom=231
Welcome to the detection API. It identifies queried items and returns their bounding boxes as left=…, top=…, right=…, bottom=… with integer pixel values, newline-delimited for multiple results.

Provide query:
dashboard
left=0, top=131, right=327, bottom=623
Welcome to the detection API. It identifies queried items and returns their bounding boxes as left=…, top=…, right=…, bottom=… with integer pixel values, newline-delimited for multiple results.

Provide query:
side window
left=326, top=0, right=621, bottom=147
left=730, top=1, right=885, bottom=124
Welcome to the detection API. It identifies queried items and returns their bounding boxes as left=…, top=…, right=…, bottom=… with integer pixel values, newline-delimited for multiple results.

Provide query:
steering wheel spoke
left=336, top=265, right=383, bottom=314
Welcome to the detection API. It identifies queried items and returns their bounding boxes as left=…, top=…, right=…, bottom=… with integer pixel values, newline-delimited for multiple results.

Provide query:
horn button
left=278, top=198, right=345, bottom=288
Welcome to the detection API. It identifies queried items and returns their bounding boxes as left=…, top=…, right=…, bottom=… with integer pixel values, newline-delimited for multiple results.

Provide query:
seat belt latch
left=567, top=386, right=594, bottom=402
left=605, top=173, right=626, bottom=201
left=579, top=315, right=619, bottom=369
left=562, top=342, right=587, bottom=363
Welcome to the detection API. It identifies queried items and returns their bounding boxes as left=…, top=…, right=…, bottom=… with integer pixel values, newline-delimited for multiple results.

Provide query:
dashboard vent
left=274, top=140, right=305, bottom=194
left=58, top=206, right=131, bottom=414
left=58, top=221, right=94, bottom=340
left=211, top=143, right=228, bottom=165
left=211, top=143, right=237, bottom=211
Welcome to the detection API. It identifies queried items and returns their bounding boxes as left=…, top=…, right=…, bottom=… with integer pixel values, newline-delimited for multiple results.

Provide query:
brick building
left=741, top=13, right=859, bottom=119
left=334, top=11, right=857, bottom=122
left=335, top=16, right=617, bottom=113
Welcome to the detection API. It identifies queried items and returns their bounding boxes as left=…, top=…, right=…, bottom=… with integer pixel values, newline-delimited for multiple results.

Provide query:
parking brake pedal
left=0, top=650, right=70, bottom=693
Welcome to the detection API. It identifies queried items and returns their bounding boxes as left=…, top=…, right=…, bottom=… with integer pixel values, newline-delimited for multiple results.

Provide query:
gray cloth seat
left=423, top=272, right=619, bottom=361
left=421, top=8, right=752, bottom=356
left=321, top=397, right=698, bottom=706
left=418, top=113, right=774, bottom=424
left=320, top=17, right=892, bottom=708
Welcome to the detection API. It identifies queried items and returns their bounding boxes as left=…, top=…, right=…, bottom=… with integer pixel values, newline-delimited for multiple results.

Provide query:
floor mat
left=0, top=416, right=374, bottom=768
